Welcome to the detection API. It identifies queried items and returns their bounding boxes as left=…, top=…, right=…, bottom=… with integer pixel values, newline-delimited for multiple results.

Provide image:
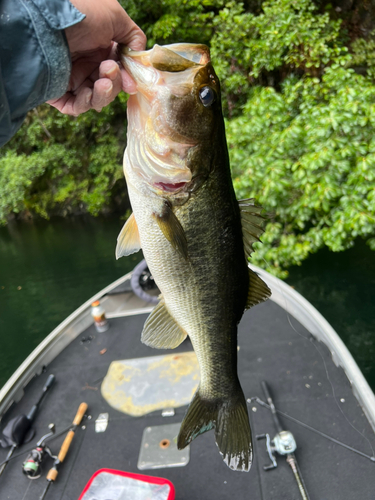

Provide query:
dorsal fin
left=238, top=198, right=267, bottom=260
left=246, top=268, right=271, bottom=309
left=142, top=297, right=187, bottom=349
left=115, top=213, right=141, bottom=259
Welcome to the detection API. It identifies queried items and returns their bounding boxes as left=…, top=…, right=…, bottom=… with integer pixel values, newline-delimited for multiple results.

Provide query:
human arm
left=47, top=0, right=146, bottom=115
left=0, top=0, right=84, bottom=146
left=0, top=0, right=146, bottom=147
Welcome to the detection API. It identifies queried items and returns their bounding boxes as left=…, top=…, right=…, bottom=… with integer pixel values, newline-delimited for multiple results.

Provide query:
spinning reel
left=257, top=429, right=297, bottom=470
left=22, top=424, right=57, bottom=479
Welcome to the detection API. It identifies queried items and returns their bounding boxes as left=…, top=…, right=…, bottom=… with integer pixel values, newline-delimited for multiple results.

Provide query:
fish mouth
left=119, top=43, right=210, bottom=91
left=121, top=44, right=209, bottom=194
left=154, top=181, right=187, bottom=193
left=119, top=43, right=210, bottom=73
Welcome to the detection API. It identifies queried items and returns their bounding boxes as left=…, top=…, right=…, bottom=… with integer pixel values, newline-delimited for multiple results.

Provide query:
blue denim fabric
left=0, top=0, right=85, bottom=146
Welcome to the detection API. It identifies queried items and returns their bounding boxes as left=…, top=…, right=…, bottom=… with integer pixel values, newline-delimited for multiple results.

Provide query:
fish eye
left=199, top=86, right=215, bottom=107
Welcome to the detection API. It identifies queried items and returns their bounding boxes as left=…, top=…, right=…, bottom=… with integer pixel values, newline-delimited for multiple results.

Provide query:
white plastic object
left=91, top=300, right=109, bottom=332
left=79, top=469, right=175, bottom=500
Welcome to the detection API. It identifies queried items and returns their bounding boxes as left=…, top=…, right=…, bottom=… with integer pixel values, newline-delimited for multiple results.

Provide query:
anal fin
left=246, top=268, right=271, bottom=309
left=142, top=298, right=187, bottom=349
left=116, top=213, right=141, bottom=259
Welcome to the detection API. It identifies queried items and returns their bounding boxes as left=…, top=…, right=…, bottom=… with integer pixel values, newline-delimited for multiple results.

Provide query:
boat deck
left=1, top=289, right=375, bottom=499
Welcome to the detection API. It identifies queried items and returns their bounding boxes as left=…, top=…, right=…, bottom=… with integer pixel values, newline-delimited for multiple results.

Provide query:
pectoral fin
left=239, top=198, right=267, bottom=259
left=153, top=203, right=188, bottom=260
left=116, top=213, right=141, bottom=259
left=142, top=298, right=187, bottom=349
left=246, top=268, right=271, bottom=309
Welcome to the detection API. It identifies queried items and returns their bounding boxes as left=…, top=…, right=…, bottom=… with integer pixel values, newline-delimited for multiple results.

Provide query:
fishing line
left=20, top=479, right=32, bottom=500
left=249, top=396, right=375, bottom=462
left=261, top=255, right=375, bottom=459
left=285, top=312, right=375, bottom=459
left=0, top=423, right=72, bottom=469
left=59, top=416, right=88, bottom=500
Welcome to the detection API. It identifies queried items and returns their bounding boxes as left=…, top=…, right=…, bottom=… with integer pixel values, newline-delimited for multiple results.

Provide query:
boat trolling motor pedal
left=22, top=423, right=57, bottom=479
left=256, top=381, right=310, bottom=500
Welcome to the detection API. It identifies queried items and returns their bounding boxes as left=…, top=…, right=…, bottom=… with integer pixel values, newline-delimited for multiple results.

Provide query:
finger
left=111, top=7, right=147, bottom=51
left=86, top=47, right=119, bottom=85
left=48, top=86, right=93, bottom=116
left=91, top=75, right=121, bottom=112
left=99, top=59, right=120, bottom=81
left=104, top=43, right=137, bottom=94
left=69, top=48, right=111, bottom=90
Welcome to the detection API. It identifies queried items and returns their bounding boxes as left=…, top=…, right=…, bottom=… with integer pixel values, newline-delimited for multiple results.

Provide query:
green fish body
left=117, top=43, right=271, bottom=471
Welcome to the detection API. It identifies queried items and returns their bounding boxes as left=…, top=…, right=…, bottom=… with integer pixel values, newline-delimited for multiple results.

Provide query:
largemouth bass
left=117, top=43, right=271, bottom=471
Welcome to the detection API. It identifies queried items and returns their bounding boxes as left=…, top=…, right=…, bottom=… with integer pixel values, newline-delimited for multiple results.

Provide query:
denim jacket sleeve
left=0, top=0, right=85, bottom=146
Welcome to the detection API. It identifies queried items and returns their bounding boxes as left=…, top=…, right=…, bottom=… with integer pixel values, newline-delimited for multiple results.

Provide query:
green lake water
left=0, top=216, right=374, bottom=391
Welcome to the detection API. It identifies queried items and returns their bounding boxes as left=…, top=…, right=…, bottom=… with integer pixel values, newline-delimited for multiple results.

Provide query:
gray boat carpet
left=1, top=299, right=375, bottom=499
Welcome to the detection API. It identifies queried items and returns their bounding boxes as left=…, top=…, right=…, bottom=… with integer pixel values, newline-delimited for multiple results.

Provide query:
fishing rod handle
left=57, top=430, right=75, bottom=463
left=43, top=374, right=56, bottom=392
left=44, top=432, right=73, bottom=481
left=27, top=374, right=56, bottom=422
left=261, top=381, right=273, bottom=403
left=45, top=449, right=69, bottom=484
left=73, top=403, right=88, bottom=426
left=57, top=403, right=88, bottom=463
left=46, top=467, right=59, bottom=482
left=45, top=403, right=88, bottom=482
left=261, top=381, right=283, bottom=433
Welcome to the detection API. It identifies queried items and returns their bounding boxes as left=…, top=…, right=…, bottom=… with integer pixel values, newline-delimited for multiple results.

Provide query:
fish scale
left=117, top=43, right=271, bottom=471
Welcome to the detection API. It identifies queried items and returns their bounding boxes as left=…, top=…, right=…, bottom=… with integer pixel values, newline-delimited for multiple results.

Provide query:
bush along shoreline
left=1, top=0, right=375, bottom=276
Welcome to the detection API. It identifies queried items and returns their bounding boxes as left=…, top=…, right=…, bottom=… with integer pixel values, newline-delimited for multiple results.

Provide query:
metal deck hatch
left=138, top=423, right=190, bottom=470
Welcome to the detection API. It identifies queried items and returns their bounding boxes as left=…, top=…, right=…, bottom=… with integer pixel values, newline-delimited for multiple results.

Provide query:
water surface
left=287, top=240, right=375, bottom=390
left=0, top=217, right=374, bottom=392
left=0, top=216, right=141, bottom=388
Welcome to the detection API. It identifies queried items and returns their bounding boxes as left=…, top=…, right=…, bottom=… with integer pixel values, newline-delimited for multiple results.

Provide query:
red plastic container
left=78, top=468, right=175, bottom=500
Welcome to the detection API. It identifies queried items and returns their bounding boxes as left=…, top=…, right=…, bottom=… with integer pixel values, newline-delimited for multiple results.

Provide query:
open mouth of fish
left=119, top=44, right=211, bottom=194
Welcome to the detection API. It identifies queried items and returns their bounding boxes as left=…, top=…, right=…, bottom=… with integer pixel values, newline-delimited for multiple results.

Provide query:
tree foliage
left=1, top=0, right=375, bottom=275
left=227, top=68, right=375, bottom=276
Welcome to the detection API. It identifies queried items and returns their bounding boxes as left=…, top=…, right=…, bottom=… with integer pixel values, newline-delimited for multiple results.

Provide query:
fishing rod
left=0, top=374, right=55, bottom=478
left=256, top=381, right=310, bottom=500
left=22, top=423, right=56, bottom=479
left=0, top=422, right=72, bottom=471
left=39, top=402, right=88, bottom=500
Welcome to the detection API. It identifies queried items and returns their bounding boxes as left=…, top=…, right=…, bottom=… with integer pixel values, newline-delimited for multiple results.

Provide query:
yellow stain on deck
left=101, top=351, right=200, bottom=416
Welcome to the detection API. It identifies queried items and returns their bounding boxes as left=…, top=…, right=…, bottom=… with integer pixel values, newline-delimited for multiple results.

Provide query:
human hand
left=47, top=0, right=146, bottom=116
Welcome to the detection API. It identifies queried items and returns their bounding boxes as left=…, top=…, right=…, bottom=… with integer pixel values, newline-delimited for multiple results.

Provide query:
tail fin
left=177, top=387, right=252, bottom=472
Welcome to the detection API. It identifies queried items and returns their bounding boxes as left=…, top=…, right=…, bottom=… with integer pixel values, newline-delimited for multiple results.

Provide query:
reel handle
left=256, top=433, right=277, bottom=470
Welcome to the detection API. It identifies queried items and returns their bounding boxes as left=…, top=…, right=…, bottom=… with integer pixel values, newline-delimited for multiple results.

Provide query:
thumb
left=112, top=7, right=146, bottom=51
